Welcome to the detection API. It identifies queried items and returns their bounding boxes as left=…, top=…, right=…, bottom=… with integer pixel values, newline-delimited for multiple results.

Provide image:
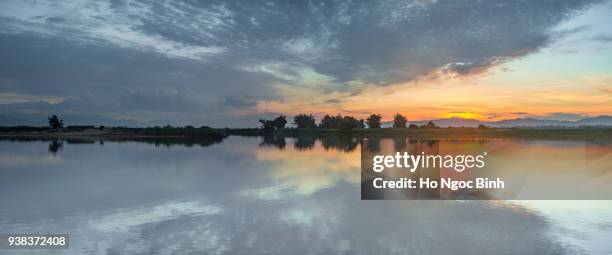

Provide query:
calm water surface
left=0, top=136, right=611, bottom=255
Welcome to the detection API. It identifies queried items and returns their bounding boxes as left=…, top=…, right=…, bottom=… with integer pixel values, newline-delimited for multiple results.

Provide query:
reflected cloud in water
left=250, top=137, right=361, bottom=197
left=0, top=137, right=610, bottom=254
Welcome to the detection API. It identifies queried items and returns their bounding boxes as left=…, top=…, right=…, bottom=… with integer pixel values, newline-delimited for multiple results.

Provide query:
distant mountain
left=574, top=116, right=612, bottom=126
left=489, top=118, right=570, bottom=127
left=393, top=115, right=612, bottom=128
left=490, top=115, right=612, bottom=127
left=407, top=118, right=483, bottom=127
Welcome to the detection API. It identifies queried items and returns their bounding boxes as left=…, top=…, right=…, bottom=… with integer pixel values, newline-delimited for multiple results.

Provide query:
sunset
left=0, top=0, right=610, bottom=126
left=1, top=1, right=611, bottom=254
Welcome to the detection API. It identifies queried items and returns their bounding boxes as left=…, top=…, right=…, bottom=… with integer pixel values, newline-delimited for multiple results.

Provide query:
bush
left=393, top=113, right=407, bottom=128
left=366, top=114, right=382, bottom=129
left=141, top=126, right=226, bottom=138
left=294, top=114, right=317, bottom=128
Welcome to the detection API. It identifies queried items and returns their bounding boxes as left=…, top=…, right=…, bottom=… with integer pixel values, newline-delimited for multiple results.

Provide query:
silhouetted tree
left=48, top=115, right=64, bottom=130
left=337, top=119, right=352, bottom=131
left=319, top=115, right=332, bottom=128
left=319, top=114, right=363, bottom=130
left=259, top=119, right=275, bottom=132
left=338, top=116, right=361, bottom=131
left=408, top=124, right=419, bottom=129
left=392, top=113, right=407, bottom=128
left=366, top=114, right=382, bottom=129
left=320, top=114, right=341, bottom=129
left=272, top=115, right=287, bottom=129
left=259, top=115, right=287, bottom=132
left=293, top=114, right=316, bottom=129
left=426, top=121, right=437, bottom=129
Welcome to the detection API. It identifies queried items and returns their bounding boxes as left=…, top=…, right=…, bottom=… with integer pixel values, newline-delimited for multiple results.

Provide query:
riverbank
left=228, top=127, right=612, bottom=141
left=0, top=128, right=227, bottom=148
left=0, top=126, right=227, bottom=141
left=1, top=127, right=610, bottom=141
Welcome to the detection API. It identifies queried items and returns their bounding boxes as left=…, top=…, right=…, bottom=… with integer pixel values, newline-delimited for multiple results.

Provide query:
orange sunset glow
left=252, top=64, right=612, bottom=122
left=0, top=0, right=610, bottom=127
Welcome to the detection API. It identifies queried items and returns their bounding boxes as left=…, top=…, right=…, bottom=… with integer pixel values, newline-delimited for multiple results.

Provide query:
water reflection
left=0, top=136, right=225, bottom=156
left=260, top=135, right=360, bottom=152
left=362, top=139, right=612, bottom=200
left=48, top=139, right=63, bottom=155
left=294, top=135, right=316, bottom=150
left=321, top=135, right=360, bottom=152
left=259, top=135, right=286, bottom=149
left=0, top=136, right=610, bottom=254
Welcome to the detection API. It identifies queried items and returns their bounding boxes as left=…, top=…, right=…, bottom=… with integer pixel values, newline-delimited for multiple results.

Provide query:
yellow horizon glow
left=245, top=62, right=612, bottom=122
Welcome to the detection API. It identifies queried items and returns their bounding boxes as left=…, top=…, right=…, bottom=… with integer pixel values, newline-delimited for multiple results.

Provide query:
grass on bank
left=226, top=127, right=612, bottom=141
left=1, top=125, right=610, bottom=141
left=142, top=125, right=226, bottom=138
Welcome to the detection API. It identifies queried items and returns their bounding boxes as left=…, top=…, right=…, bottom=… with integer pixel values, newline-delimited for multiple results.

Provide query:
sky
left=0, top=0, right=611, bottom=127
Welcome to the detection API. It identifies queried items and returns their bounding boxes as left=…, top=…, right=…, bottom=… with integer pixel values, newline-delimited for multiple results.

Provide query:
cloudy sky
left=0, top=0, right=611, bottom=127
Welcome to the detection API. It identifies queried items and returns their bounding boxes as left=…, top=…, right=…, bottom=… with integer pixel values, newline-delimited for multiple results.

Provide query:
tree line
left=43, top=113, right=440, bottom=134
left=259, top=113, right=438, bottom=131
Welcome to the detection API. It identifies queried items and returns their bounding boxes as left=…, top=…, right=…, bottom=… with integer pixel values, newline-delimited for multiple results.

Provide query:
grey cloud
left=512, top=112, right=530, bottom=115
left=45, top=16, right=67, bottom=25
left=0, top=99, right=116, bottom=114
left=324, top=98, right=343, bottom=104
left=221, top=96, right=257, bottom=108
left=0, top=0, right=605, bottom=126
left=119, top=89, right=202, bottom=112
left=2, top=0, right=599, bottom=83
left=592, top=35, right=612, bottom=42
